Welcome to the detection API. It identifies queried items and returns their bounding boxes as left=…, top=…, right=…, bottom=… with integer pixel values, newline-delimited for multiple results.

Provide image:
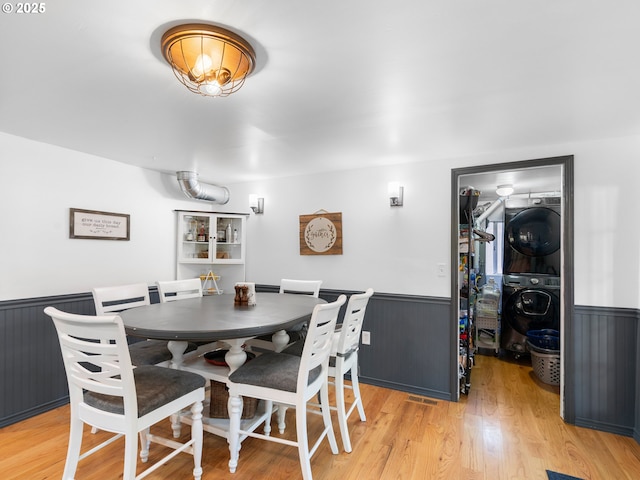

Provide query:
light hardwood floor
left=2, top=353, right=640, bottom=479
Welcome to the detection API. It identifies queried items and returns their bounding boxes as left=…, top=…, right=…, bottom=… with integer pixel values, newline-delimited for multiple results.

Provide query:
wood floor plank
left=3, top=354, right=640, bottom=479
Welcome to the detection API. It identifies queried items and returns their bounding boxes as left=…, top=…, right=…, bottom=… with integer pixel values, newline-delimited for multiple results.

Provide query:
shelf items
left=176, top=210, right=247, bottom=293
left=458, top=187, right=480, bottom=396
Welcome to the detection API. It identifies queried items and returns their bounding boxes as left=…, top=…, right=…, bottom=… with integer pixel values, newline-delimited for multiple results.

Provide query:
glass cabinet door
left=177, top=212, right=245, bottom=264
left=178, top=213, right=213, bottom=263
left=213, top=216, right=244, bottom=261
left=176, top=211, right=247, bottom=293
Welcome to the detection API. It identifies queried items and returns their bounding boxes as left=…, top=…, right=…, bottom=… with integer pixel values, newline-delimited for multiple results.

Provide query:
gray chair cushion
left=328, top=351, right=354, bottom=368
left=228, top=352, right=320, bottom=393
left=84, top=365, right=205, bottom=417
left=128, top=339, right=197, bottom=366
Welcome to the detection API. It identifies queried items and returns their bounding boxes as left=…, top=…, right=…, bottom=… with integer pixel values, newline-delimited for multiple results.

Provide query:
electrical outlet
left=362, top=331, right=371, bottom=345
left=437, top=263, right=446, bottom=277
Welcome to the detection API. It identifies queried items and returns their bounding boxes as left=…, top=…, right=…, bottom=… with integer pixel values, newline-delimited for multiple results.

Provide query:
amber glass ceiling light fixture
left=161, top=23, right=256, bottom=97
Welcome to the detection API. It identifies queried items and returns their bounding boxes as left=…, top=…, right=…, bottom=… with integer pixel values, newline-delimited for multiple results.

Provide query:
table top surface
left=119, top=292, right=325, bottom=342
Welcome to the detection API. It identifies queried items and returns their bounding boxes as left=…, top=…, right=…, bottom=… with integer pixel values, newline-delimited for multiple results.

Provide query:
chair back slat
left=157, top=278, right=203, bottom=303
left=59, top=335, right=125, bottom=393
left=279, top=279, right=322, bottom=298
left=92, top=283, right=150, bottom=314
left=298, top=295, right=346, bottom=394
left=334, top=288, right=374, bottom=356
left=45, top=307, right=137, bottom=414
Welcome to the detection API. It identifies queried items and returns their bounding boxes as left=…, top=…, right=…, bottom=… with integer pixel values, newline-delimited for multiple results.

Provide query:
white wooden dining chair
left=92, top=283, right=174, bottom=367
left=283, top=288, right=373, bottom=452
left=156, top=278, right=203, bottom=303
left=226, top=294, right=346, bottom=480
left=246, top=279, right=323, bottom=353
left=279, top=278, right=323, bottom=297
left=44, top=307, right=206, bottom=480
left=325, top=288, right=373, bottom=452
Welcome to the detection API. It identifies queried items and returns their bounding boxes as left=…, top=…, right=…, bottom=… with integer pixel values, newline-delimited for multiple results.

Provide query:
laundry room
left=456, top=160, right=565, bottom=397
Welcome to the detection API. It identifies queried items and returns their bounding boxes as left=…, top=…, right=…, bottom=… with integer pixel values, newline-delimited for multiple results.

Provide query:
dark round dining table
left=119, top=292, right=325, bottom=370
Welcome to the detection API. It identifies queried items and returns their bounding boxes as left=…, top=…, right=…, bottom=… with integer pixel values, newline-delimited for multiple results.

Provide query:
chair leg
left=277, top=404, right=288, bottom=434
left=295, top=400, right=313, bottom=480
left=264, top=400, right=273, bottom=436
left=171, top=413, right=182, bottom=438
left=319, top=382, right=339, bottom=455
left=191, top=400, right=204, bottom=480
left=350, top=366, right=366, bottom=422
left=335, top=372, right=352, bottom=453
left=228, top=393, right=243, bottom=473
left=123, top=430, right=139, bottom=480
left=139, top=428, right=150, bottom=462
left=62, top=415, right=83, bottom=480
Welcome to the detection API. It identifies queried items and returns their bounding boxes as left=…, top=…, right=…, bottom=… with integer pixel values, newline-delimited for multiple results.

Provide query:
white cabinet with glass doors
left=176, top=211, right=247, bottom=294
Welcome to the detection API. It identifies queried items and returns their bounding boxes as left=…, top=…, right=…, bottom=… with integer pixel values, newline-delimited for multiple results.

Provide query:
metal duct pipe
left=474, top=197, right=505, bottom=227
left=176, top=171, right=230, bottom=204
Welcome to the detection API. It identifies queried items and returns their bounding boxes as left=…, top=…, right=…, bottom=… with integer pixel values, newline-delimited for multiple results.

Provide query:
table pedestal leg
left=224, top=338, right=249, bottom=373
left=168, top=340, right=189, bottom=437
left=271, top=329, right=290, bottom=352
left=168, top=340, right=189, bottom=369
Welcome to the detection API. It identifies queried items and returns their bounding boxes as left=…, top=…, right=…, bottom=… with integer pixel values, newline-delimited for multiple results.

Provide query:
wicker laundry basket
left=209, top=381, right=258, bottom=419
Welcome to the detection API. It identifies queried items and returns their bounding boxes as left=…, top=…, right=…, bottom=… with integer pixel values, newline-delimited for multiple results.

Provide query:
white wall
left=2, top=131, right=639, bottom=308
left=225, top=135, right=640, bottom=309
left=0, top=133, right=207, bottom=300
left=223, top=163, right=452, bottom=296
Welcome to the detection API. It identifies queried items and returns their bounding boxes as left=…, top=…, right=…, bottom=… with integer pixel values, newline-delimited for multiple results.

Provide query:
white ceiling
left=2, top=1, right=640, bottom=186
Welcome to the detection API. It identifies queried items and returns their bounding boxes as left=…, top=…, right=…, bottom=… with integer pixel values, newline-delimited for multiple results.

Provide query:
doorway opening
left=450, top=155, right=575, bottom=423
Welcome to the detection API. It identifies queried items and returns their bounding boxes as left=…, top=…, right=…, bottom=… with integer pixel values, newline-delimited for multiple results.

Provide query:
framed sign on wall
left=69, top=208, right=130, bottom=240
left=299, top=210, right=342, bottom=255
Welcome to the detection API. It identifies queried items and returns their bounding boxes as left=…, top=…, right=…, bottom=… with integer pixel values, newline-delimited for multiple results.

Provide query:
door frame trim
left=450, top=155, right=574, bottom=422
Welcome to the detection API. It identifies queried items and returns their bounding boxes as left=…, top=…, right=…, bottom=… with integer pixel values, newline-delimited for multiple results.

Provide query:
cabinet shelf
left=176, top=211, right=247, bottom=292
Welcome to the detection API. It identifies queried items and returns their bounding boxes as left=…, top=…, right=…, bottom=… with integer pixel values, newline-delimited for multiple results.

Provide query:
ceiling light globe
left=496, top=184, right=514, bottom=197
left=200, top=81, right=223, bottom=96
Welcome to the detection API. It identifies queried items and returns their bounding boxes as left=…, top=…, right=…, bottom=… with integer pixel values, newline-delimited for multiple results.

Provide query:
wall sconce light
left=249, top=194, right=264, bottom=214
left=495, top=184, right=514, bottom=197
left=388, top=182, right=404, bottom=207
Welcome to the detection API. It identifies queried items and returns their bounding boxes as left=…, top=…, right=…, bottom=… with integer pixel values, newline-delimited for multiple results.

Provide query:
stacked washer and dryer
left=500, top=196, right=561, bottom=356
